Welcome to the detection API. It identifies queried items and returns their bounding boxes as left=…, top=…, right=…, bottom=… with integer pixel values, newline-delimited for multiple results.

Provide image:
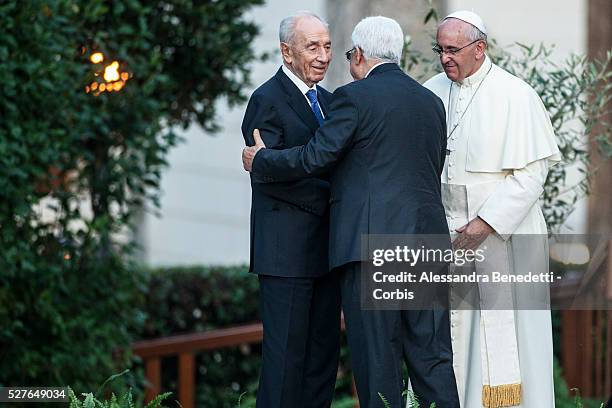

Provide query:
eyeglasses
left=345, top=47, right=356, bottom=61
left=432, top=39, right=480, bottom=56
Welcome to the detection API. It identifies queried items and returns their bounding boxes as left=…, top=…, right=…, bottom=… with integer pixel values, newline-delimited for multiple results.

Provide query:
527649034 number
left=0, top=387, right=69, bottom=403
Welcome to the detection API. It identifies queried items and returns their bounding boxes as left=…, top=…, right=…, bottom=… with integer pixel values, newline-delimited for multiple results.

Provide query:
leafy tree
left=0, top=0, right=263, bottom=393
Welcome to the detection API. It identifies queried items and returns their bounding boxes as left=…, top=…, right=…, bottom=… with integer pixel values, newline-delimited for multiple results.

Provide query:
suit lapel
left=275, top=68, right=320, bottom=132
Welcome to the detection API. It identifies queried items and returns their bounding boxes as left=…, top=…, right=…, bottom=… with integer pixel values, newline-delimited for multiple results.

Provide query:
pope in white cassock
left=423, top=11, right=562, bottom=408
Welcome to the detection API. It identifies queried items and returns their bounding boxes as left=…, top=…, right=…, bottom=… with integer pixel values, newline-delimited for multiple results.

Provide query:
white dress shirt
left=281, top=65, right=325, bottom=118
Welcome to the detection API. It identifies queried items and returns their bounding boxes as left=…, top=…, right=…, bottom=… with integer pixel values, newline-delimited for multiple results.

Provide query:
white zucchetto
left=444, top=10, right=487, bottom=35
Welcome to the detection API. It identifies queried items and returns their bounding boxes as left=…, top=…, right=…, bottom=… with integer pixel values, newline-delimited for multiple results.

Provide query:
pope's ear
left=475, top=40, right=487, bottom=58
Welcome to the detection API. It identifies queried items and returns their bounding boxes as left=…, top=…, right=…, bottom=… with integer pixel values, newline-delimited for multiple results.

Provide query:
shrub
left=0, top=0, right=263, bottom=394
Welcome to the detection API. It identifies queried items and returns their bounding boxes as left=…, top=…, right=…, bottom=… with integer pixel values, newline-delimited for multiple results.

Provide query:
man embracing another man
left=241, top=11, right=341, bottom=408
left=243, top=15, right=459, bottom=408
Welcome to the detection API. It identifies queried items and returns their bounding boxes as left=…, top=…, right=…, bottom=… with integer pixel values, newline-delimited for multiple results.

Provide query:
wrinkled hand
left=452, top=217, right=495, bottom=251
left=242, top=129, right=266, bottom=172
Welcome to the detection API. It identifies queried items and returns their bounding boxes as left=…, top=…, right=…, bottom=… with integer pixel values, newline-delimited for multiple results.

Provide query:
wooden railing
left=133, top=319, right=355, bottom=408
left=133, top=323, right=264, bottom=408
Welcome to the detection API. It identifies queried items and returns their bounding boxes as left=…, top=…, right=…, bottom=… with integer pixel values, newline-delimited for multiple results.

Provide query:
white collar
left=282, top=65, right=317, bottom=96
left=365, top=61, right=393, bottom=78
left=456, top=55, right=492, bottom=87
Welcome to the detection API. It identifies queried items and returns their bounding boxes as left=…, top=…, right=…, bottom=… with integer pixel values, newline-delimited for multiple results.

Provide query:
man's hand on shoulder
left=242, top=129, right=267, bottom=172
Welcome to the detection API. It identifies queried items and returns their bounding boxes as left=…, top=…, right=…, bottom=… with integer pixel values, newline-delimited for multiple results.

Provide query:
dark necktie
left=305, top=89, right=324, bottom=126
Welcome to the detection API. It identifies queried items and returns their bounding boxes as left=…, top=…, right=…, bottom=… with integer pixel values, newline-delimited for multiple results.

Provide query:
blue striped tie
left=306, top=89, right=324, bottom=127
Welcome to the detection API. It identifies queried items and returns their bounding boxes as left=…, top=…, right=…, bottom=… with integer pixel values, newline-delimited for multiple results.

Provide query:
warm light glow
left=85, top=49, right=130, bottom=94
left=550, top=243, right=591, bottom=265
left=90, top=52, right=104, bottom=64
left=103, top=61, right=120, bottom=82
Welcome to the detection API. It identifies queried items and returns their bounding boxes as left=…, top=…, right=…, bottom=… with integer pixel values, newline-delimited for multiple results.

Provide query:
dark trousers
left=339, top=262, right=459, bottom=408
left=256, top=272, right=341, bottom=408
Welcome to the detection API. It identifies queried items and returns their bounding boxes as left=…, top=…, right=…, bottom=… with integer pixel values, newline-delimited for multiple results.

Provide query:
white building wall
left=141, top=0, right=588, bottom=266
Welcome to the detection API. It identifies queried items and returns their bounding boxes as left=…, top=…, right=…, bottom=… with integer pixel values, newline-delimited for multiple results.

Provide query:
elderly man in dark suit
left=243, top=16, right=459, bottom=408
left=240, top=11, right=340, bottom=408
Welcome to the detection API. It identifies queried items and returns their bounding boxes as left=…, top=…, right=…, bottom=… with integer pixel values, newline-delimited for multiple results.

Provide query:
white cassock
left=423, top=55, right=561, bottom=408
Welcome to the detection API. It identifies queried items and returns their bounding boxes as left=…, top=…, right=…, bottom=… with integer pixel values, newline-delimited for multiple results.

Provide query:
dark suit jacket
left=242, top=67, right=332, bottom=277
left=253, top=63, right=450, bottom=270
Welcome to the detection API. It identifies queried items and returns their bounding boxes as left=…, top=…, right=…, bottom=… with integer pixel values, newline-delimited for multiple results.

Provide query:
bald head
left=436, top=18, right=487, bottom=82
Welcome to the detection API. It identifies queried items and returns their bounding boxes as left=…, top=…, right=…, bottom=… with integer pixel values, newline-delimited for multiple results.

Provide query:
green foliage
left=406, top=389, right=420, bottom=408
left=560, top=388, right=605, bottom=408
left=422, top=0, right=439, bottom=25
left=402, top=6, right=611, bottom=231
left=554, top=356, right=581, bottom=408
left=379, top=392, right=391, bottom=408
left=0, top=0, right=262, bottom=395
left=331, top=396, right=359, bottom=408
left=236, top=391, right=249, bottom=408
left=68, top=382, right=172, bottom=408
left=403, top=390, right=437, bottom=408
left=142, top=266, right=260, bottom=337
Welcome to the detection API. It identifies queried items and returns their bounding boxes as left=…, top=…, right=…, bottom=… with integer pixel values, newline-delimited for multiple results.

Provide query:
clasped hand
left=452, top=217, right=494, bottom=251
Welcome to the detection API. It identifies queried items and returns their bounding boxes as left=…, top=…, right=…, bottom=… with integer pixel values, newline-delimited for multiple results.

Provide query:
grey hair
left=351, top=16, right=404, bottom=64
left=442, top=17, right=488, bottom=43
left=464, top=23, right=487, bottom=43
left=279, top=11, right=328, bottom=44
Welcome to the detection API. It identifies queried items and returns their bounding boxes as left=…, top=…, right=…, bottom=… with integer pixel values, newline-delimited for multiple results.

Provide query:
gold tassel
left=482, top=383, right=522, bottom=408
